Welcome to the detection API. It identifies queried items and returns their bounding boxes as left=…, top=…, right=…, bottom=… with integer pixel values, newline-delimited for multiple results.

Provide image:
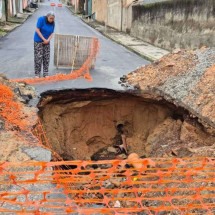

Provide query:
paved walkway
left=0, top=0, right=148, bottom=93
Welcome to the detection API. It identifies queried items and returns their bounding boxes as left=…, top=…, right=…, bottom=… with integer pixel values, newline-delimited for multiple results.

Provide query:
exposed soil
left=126, top=47, right=215, bottom=129
left=38, top=89, right=215, bottom=161
left=1, top=47, right=215, bottom=163
left=0, top=74, right=51, bottom=162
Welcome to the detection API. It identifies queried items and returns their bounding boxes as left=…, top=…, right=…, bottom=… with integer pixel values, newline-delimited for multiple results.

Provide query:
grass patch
left=0, top=28, right=7, bottom=37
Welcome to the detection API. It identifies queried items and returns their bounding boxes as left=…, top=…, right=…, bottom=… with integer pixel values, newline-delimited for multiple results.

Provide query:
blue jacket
left=34, top=16, right=55, bottom=42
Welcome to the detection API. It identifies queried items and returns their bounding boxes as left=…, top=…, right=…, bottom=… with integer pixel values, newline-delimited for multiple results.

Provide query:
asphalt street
left=0, top=0, right=149, bottom=93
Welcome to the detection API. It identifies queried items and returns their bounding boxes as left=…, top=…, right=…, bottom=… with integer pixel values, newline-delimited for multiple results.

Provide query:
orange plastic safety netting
left=12, top=36, right=99, bottom=85
left=0, top=158, right=214, bottom=214
left=32, top=120, right=64, bottom=162
left=0, top=84, right=27, bottom=129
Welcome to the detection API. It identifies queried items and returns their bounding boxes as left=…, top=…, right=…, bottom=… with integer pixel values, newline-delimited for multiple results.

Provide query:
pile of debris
left=123, top=47, right=215, bottom=158
left=126, top=47, right=215, bottom=128
left=0, top=74, right=51, bottom=162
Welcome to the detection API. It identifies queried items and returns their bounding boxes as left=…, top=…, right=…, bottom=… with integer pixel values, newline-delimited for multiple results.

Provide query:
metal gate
left=54, top=34, right=98, bottom=70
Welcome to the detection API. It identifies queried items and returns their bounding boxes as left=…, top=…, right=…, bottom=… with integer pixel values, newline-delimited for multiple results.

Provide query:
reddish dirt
left=127, top=50, right=197, bottom=88
left=126, top=47, right=215, bottom=130
left=39, top=89, right=215, bottom=160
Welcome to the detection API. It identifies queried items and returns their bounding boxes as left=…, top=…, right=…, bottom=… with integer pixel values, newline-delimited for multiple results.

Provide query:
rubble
left=0, top=75, right=51, bottom=162
left=1, top=48, right=215, bottom=162
left=125, top=47, right=215, bottom=158
left=126, top=47, right=215, bottom=129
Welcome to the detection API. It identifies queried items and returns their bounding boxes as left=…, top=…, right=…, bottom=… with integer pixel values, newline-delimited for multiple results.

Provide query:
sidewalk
left=7, top=7, right=37, bottom=24
left=0, top=23, right=20, bottom=37
left=0, top=8, right=37, bottom=38
left=79, top=16, right=169, bottom=62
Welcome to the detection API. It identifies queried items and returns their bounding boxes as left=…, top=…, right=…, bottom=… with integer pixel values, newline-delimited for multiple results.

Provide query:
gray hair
left=46, top=11, right=55, bottom=17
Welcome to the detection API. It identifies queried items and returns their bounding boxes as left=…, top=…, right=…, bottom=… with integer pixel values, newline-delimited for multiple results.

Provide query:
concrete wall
left=108, top=0, right=134, bottom=31
left=122, top=1, right=133, bottom=33
left=92, top=0, right=134, bottom=31
left=70, top=0, right=84, bottom=13
left=23, top=0, right=28, bottom=9
left=131, top=0, right=215, bottom=50
left=0, top=0, right=29, bottom=22
left=92, top=0, right=122, bottom=30
left=107, top=0, right=122, bottom=30
left=70, top=0, right=77, bottom=9
left=7, top=0, right=30, bottom=18
left=0, top=0, right=6, bottom=22
left=92, top=0, right=107, bottom=24
left=8, top=0, right=16, bottom=17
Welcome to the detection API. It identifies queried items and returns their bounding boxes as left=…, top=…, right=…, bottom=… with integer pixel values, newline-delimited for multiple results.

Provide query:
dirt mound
left=126, top=47, right=215, bottom=130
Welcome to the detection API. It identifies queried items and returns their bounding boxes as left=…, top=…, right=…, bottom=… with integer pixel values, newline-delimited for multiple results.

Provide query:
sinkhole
left=37, top=88, right=187, bottom=161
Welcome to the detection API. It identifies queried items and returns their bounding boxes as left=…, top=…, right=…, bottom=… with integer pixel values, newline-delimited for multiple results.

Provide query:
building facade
left=6, top=0, right=30, bottom=18
left=92, top=0, right=215, bottom=50
left=0, top=0, right=6, bottom=22
left=70, top=0, right=85, bottom=13
left=92, top=0, right=107, bottom=23
left=92, top=0, right=136, bottom=31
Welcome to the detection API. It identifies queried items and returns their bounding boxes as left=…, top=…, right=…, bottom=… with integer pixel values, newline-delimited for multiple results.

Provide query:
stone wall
left=131, top=0, right=215, bottom=50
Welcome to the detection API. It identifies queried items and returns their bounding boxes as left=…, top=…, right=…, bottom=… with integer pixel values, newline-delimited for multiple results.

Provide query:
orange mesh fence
left=12, top=36, right=99, bottom=85
left=0, top=158, right=214, bottom=214
left=0, top=84, right=27, bottom=129
left=32, top=120, right=64, bottom=162
left=33, top=120, right=54, bottom=153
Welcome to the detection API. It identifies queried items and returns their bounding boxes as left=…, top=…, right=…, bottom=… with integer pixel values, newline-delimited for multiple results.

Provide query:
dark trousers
left=34, top=42, right=50, bottom=77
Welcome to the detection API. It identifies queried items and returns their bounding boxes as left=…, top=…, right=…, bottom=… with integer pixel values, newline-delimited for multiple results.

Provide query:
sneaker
left=43, top=74, right=49, bottom=78
left=35, top=75, right=40, bottom=78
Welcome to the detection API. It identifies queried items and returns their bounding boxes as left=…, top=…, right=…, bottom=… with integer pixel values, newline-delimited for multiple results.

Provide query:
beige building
left=92, top=0, right=107, bottom=24
left=92, top=0, right=136, bottom=32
